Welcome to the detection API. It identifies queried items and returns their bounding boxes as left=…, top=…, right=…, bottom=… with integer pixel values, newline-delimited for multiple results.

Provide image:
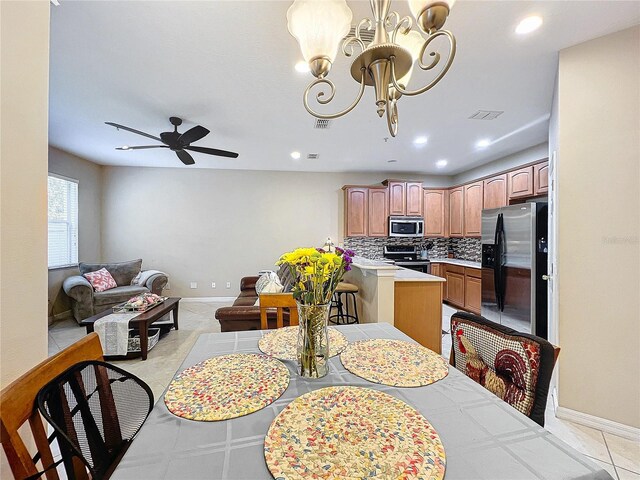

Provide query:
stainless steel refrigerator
left=481, top=203, right=548, bottom=338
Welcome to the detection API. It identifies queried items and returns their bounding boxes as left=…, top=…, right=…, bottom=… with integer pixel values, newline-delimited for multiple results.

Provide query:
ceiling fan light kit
left=106, top=117, right=239, bottom=165
left=287, top=0, right=457, bottom=137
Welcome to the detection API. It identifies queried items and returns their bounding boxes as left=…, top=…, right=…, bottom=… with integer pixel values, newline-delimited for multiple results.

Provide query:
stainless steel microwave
left=389, top=216, right=424, bottom=237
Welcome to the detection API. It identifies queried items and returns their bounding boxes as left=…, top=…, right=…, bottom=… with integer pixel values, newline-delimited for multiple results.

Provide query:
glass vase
left=296, top=302, right=330, bottom=378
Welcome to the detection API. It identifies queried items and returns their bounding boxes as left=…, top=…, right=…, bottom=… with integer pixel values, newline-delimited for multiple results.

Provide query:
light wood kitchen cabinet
left=464, top=267, right=482, bottom=314
left=483, top=174, right=508, bottom=210
left=344, top=187, right=368, bottom=237
left=463, top=182, right=483, bottom=237
left=406, top=182, right=424, bottom=216
left=430, top=263, right=444, bottom=278
left=448, top=187, right=464, bottom=237
left=367, top=187, right=388, bottom=237
left=445, top=264, right=465, bottom=307
left=387, top=181, right=406, bottom=216
left=508, top=166, right=534, bottom=200
left=423, top=189, right=447, bottom=237
left=534, top=162, right=549, bottom=195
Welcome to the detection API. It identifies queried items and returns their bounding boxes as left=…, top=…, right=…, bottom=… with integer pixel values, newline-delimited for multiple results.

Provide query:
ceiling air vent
left=346, top=26, right=375, bottom=44
left=314, top=119, right=332, bottom=129
left=307, top=153, right=319, bottom=160
left=469, top=110, right=504, bottom=120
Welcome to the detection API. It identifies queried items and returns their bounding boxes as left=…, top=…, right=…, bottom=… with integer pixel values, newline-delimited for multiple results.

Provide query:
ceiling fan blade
left=176, top=149, right=195, bottom=165
left=105, top=122, right=162, bottom=142
left=178, top=125, right=209, bottom=145
left=116, top=145, right=168, bottom=150
left=185, top=145, right=239, bottom=158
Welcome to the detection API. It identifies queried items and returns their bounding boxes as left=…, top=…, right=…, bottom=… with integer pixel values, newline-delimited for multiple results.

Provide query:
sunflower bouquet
left=276, top=246, right=354, bottom=377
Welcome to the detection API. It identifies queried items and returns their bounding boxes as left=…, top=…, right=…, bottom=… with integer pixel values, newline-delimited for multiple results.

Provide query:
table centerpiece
left=277, top=246, right=353, bottom=378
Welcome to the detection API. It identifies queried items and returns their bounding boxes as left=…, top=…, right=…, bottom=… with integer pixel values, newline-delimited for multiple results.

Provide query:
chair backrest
left=37, top=360, right=153, bottom=479
left=0, top=333, right=103, bottom=480
left=449, top=312, right=558, bottom=427
left=259, top=293, right=299, bottom=329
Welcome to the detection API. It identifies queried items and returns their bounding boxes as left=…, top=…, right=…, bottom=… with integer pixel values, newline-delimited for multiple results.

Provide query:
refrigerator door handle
left=496, top=213, right=506, bottom=312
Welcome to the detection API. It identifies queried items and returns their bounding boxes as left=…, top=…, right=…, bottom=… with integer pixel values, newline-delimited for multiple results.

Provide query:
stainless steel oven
left=389, top=216, right=424, bottom=237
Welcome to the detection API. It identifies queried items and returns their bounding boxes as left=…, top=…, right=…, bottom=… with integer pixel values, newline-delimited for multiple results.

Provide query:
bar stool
left=329, top=282, right=360, bottom=325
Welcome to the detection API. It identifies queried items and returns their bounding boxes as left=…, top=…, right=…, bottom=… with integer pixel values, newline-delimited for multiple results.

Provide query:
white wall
left=0, top=1, right=50, bottom=387
left=557, top=26, right=640, bottom=429
left=451, top=142, right=548, bottom=185
left=48, top=147, right=103, bottom=320
left=101, top=168, right=446, bottom=297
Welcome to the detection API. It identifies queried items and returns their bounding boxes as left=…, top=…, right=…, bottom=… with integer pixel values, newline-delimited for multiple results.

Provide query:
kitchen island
left=344, top=257, right=446, bottom=353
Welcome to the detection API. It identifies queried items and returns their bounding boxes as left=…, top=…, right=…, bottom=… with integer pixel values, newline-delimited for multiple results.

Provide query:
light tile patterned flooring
left=48, top=301, right=640, bottom=479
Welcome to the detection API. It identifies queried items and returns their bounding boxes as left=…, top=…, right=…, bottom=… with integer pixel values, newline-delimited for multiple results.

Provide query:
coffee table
left=80, top=297, right=180, bottom=360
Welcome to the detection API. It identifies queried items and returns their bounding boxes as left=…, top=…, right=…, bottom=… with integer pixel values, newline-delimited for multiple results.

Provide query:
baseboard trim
left=180, top=297, right=236, bottom=303
left=48, top=310, right=73, bottom=325
left=556, top=406, right=640, bottom=441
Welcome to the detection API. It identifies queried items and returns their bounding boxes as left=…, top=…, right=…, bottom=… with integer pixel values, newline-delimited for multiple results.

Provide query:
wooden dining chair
left=0, top=333, right=103, bottom=480
left=259, top=293, right=299, bottom=329
left=449, top=312, right=559, bottom=427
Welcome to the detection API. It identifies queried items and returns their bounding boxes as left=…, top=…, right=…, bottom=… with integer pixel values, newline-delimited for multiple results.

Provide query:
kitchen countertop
left=351, top=256, right=399, bottom=270
left=429, top=258, right=482, bottom=269
left=394, top=267, right=445, bottom=283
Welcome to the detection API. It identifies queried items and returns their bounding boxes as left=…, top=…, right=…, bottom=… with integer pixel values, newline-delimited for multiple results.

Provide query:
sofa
left=215, top=276, right=292, bottom=332
left=63, top=259, right=168, bottom=323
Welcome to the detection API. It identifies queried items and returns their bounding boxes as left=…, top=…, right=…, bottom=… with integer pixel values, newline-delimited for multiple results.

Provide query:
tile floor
left=48, top=300, right=640, bottom=480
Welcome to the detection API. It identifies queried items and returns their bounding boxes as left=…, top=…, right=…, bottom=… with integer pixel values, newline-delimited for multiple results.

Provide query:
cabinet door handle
left=542, top=275, right=550, bottom=281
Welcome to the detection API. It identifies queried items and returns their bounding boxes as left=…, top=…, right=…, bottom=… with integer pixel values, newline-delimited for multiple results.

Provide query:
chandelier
left=287, top=0, right=457, bottom=137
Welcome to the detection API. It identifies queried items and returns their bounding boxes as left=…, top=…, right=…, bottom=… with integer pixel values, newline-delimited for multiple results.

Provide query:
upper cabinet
left=385, top=181, right=423, bottom=216
left=483, top=174, right=508, bottom=210
left=406, top=182, right=424, bottom=216
left=449, top=186, right=464, bottom=237
left=534, top=162, right=549, bottom=195
left=423, top=189, right=447, bottom=237
left=463, top=181, right=483, bottom=237
left=387, top=181, right=406, bottom=216
left=344, top=187, right=368, bottom=237
left=368, top=187, right=388, bottom=237
left=508, top=166, right=534, bottom=200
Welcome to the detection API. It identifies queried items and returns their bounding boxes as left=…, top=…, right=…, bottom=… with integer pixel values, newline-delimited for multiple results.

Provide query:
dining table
left=111, top=323, right=612, bottom=480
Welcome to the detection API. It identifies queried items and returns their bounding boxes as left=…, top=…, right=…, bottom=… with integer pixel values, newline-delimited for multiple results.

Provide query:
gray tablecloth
left=112, top=324, right=611, bottom=480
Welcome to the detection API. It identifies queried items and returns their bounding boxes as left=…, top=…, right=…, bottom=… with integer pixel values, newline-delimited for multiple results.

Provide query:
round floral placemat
left=340, top=339, right=449, bottom=387
left=258, top=326, right=348, bottom=361
left=164, top=353, right=289, bottom=421
left=264, top=386, right=446, bottom=479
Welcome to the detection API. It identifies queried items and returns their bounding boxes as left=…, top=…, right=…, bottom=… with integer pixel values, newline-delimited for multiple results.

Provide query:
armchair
left=63, top=259, right=168, bottom=323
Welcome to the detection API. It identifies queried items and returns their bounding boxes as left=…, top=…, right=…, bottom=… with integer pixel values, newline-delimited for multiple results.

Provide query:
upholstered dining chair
left=449, top=312, right=560, bottom=427
left=259, top=293, right=299, bottom=329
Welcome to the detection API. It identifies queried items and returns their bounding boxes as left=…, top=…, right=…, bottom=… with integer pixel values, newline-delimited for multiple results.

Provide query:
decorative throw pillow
left=84, top=268, right=117, bottom=292
left=255, top=271, right=284, bottom=295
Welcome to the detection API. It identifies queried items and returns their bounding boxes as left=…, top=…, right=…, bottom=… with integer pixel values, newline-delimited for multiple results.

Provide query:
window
left=48, top=174, right=78, bottom=268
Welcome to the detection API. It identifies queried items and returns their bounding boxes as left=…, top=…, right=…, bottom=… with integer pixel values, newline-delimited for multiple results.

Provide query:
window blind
left=48, top=174, right=78, bottom=268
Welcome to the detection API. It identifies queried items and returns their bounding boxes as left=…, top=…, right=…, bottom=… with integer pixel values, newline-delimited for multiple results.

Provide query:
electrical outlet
left=226, top=282, right=231, bottom=289
left=211, top=282, right=216, bottom=289
left=190, top=282, right=197, bottom=289
left=165, top=282, right=171, bottom=290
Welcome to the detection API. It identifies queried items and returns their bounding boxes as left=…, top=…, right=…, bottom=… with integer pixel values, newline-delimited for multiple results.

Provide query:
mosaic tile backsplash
left=343, top=236, right=481, bottom=262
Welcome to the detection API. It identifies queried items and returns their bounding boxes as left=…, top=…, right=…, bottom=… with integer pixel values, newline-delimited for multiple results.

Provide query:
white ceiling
left=49, top=1, right=640, bottom=174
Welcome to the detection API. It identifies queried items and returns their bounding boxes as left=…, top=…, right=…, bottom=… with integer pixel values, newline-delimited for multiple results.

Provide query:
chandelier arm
left=303, top=69, right=367, bottom=120
left=390, top=15, right=413, bottom=44
left=389, top=30, right=456, bottom=97
left=386, top=99, right=399, bottom=137
left=342, top=36, right=366, bottom=58
left=385, top=11, right=400, bottom=30
left=356, top=18, right=373, bottom=42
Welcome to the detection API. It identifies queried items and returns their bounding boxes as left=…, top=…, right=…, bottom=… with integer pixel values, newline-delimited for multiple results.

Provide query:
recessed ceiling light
left=515, top=16, right=543, bottom=35
left=295, top=61, right=310, bottom=73
left=413, top=136, right=428, bottom=146
left=290, top=151, right=301, bottom=159
left=436, top=160, right=448, bottom=168
left=117, top=145, right=130, bottom=150
left=476, top=139, right=491, bottom=148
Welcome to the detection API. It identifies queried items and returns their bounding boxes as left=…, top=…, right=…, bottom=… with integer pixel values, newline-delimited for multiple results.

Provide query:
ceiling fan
left=105, top=117, right=239, bottom=165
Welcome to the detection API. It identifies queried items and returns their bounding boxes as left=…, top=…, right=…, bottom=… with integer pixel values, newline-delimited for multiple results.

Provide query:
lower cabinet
left=464, top=268, right=482, bottom=315
left=430, top=263, right=443, bottom=278
left=444, top=265, right=465, bottom=308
